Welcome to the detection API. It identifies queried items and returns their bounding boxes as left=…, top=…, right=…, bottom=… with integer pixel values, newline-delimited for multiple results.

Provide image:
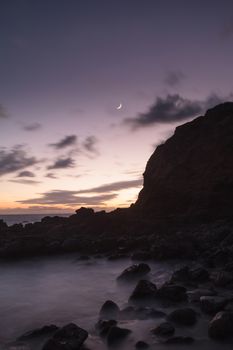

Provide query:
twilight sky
left=0, top=0, right=233, bottom=214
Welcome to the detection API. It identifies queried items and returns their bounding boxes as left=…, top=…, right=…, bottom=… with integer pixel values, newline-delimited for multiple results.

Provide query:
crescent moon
left=116, top=103, right=122, bottom=110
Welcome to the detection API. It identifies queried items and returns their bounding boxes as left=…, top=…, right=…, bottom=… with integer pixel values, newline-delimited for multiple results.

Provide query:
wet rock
left=18, top=325, right=59, bottom=340
left=42, top=323, right=88, bottom=350
left=117, top=263, right=151, bottom=281
left=99, top=300, right=120, bottom=320
left=95, top=320, right=117, bottom=337
left=187, top=288, right=216, bottom=303
left=129, top=280, right=157, bottom=301
left=151, top=322, right=175, bottom=336
left=208, top=311, right=233, bottom=339
left=106, top=326, right=131, bottom=346
left=171, top=266, right=209, bottom=284
left=164, top=336, right=194, bottom=344
left=170, top=266, right=190, bottom=283
left=135, top=340, right=149, bottom=348
left=200, top=296, right=228, bottom=314
left=212, top=271, right=233, bottom=287
left=168, top=308, right=197, bottom=326
left=157, top=284, right=187, bottom=302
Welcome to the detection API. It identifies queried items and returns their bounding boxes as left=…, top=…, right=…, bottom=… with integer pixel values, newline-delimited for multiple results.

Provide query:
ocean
left=0, top=214, right=71, bottom=226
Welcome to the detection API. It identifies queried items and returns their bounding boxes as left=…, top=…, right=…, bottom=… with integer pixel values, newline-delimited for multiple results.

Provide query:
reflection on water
left=0, top=255, right=231, bottom=349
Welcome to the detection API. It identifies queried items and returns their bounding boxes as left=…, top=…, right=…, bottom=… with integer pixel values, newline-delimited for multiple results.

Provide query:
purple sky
left=0, top=0, right=233, bottom=213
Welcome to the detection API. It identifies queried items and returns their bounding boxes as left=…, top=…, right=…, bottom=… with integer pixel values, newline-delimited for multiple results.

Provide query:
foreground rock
left=106, top=326, right=131, bottom=346
left=156, top=284, right=187, bottom=302
left=208, top=311, right=233, bottom=339
left=42, top=323, right=88, bottom=350
left=99, top=300, right=120, bottom=320
left=200, top=296, right=228, bottom=314
left=164, top=336, right=194, bottom=344
left=151, top=322, right=175, bottom=336
left=117, top=263, right=151, bottom=282
left=129, top=280, right=157, bottom=301
left=95, top=320, right=117, bottom=337
left=17, top=325, right=59, bottom=340
left=168, top=308, right=197, bottom=325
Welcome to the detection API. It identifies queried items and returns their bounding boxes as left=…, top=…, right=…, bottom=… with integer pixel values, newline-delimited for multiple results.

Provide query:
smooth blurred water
left=0, top=256, right=231, bottom=350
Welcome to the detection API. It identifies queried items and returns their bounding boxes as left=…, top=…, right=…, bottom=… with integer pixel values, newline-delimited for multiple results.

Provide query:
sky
left=0, top=0, right=233, bottom=214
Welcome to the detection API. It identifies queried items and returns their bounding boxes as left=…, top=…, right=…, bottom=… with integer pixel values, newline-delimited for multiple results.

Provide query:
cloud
left=9, top=179, right=41, bottom=185
left=45, top=172, right=57, bottom=179
left=17, top=190, right=117, bottom=206
left=0, top=145, right=39, bottom=176
left=164, top=71, right=186, bottom=87
left=17, top=170, right=35, bottom=177
left=0, top=104, right=8, bottom=118
left=76, top=179, right=143, bottom=194
left=83, top=136, right=98, bottom=155
left=23, top=122, right=42, bottom=131
left=124, top=93, right=233, bottom=129
left=47, top=157, right=75, bottom=170
left=50, top=135, right=77, bottom=149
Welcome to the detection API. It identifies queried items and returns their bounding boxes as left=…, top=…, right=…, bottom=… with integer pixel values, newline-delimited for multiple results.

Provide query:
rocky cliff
left=134, top=102, right=233, bottom=220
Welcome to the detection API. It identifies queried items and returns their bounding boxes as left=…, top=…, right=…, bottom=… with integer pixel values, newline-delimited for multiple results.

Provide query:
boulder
left=208, top=311, right=233, bottom=339
left=164, top=336, right=194, bottom=344
left=168, top=308, right=197, bottom=326
left=95, top=319, right=117, bottom=337
left=187, top=288, right=216, bottom=303
left=18, top=325, right=59, bottom=340
left=156, top=284, right=187, bottom=302
left=200, top=296, right=228, bottom=314
left=42, top=323, right=88, bottom=350
left=106, top=326, right=131, bottom=346
left=151, top=322, right=175, bottom=336
left=117, top=263, right=151, bottom=281
left=212, top=271, right=233, bottom=287
left=99, top=300, right=120, bottom=320
left=135, top=340, right=149, bottom=348
left=129, top=280, right=157, bottom=301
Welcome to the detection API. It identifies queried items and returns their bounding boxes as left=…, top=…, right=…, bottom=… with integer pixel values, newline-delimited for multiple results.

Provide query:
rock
left=99, top=300, right=120, bottom=320
left=164, top=336, right=194, bottom=344
left=42, top=323, right=88, bottom=350
left=190, top=267, right=209, bottom=282
left=129, top=280, right=157, bottom=301
left=18, top=325, right=59, bottom=340
left=212, top=271, right=233, bottom=287
left=151, top=322, right=175, bottom=336
left=187, top=288, right=216, bottom=303
left=200, top=296, right=228, bottom=314
left=95, top=320, right=117, bottom=337
left=134, top=102, right=233, bottom=221
left=171, top=266, right=209, bottom=284
left=208, top=311, right=233, bottom=338
left=106, top=326, right=131, bottom=346
left=135, top=340, right=149, bottom=348
left=117, top=263, right=151, bottom=281
left=170, top=266, right=190, bottom=283
left=156, top=284, right=187, bottom=302
left=168, top=308, right=197, bottom=325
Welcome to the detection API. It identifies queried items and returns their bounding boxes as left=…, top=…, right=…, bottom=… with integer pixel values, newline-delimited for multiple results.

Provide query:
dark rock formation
left=164, top=336, right=194, bottom=344
left=17, top=325, right=59, bottom=340
left=151, top=322, right=175, bottom=336
left=129, top=280, right=157, bottom=301
left=208, top=311, right=233, bottom=339
left=99, top=300, right=120, bottom=320
left=200, top=296, right=228, bottom=314
left=168, top=308, right=197, bottom=325
left=135, top=340, right=149, bottom=348
left=156, top=284, right=187, bottom=302
left=117, top=263, right=151, bottom=282
left=106, top=326, right=131, bottom=346
left=134, top=102, right=233, bottom=221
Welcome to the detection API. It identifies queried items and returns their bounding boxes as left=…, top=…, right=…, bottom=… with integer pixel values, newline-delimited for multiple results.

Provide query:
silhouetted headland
left=0, top=102, right=233, bottom=260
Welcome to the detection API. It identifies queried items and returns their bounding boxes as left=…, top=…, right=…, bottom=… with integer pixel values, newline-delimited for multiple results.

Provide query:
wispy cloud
left=76, top=179, right=142, bottom=194
left=0, top=104, right=9, bottom=119
left=164, top=70, right=186, bottom=87
left=23, top=122, right=42, bottom=131
left=50, top=135, right=77, bottom=149
left=9, top=179, right=41, bottom=185
left=47, top=157, right=75, bottom=170
left=17, top=190, right=117, bottom=206
left=17, top=170, right=35, bottom=177
left=45, top=172, right=57, bottom=179
left=83, top=136, right=99, bottom=155
left=0, top=145, right=39, bottom=176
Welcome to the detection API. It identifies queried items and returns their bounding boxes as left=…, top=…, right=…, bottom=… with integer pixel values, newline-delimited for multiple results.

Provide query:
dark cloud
left=0, top=146, right=38, bottom=176
left=9, top=179, right=41, bottom=185
left=50, top=135, right=77, bottom=149
left=17, top=190, right=117, bottom=206
left=76, top=179, right=142, bottom=194
left=47, top=157, right=75, bottom=170
left=83, top=136, right=98, bottom=155
left=23, top=122, right=42, bottom=131
left=0, top=104, right=8, bottom=118
left=17, top=170, right=35, bottom=177
left=45, top=172, right=57, bottom=179
left=124, top=93, right=233, bottom=129
left=164, top=71, right=186, bottom=86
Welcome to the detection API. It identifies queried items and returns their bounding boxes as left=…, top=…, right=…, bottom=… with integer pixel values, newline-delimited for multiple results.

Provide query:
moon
left=116, top=103, right=122, bottom=110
